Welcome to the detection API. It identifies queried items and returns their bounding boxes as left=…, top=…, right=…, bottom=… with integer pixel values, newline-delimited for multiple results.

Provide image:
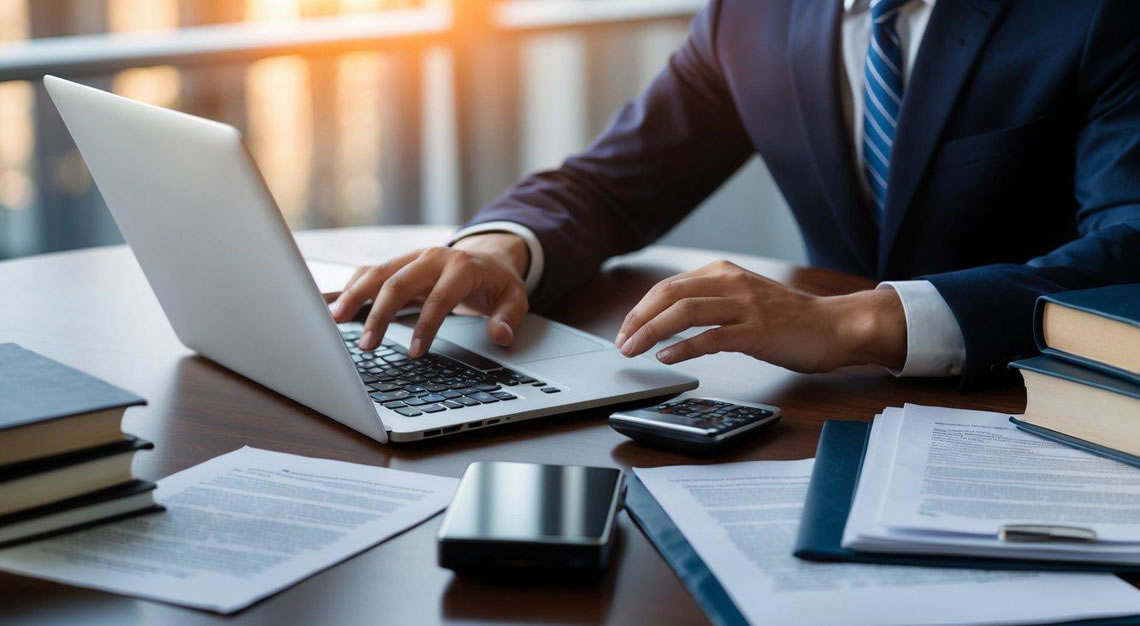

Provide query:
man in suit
left=331, top=0, right=1140, bottom=386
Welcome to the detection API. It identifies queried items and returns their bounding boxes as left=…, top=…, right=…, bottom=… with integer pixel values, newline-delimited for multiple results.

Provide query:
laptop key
left=359, top=375, right=380, bottom=384
left=420, top=403, right=447, bottom=413
left=404, top=397, right=428, bottom=406
left=393, top=407, right=421, bottom=417
left=421, top=394, right=447, bottom=403
left=371, top=383, right=401, bottom=392
left=476, top=383, right=501, bottom=392
left=469, top=392, right=499, bottom=403
left=442, top=400, right=463, bottom=409
left=441, top=390, right=463, bottom=399
left=491, top=391, right=516, bottom=401
left=370, top=390, right=411, bottom=402
left=454, top=396, right=480, bottom=406
left=540, top=387, right=560, bottom=394
left=382, top=401, right=407, bottom=409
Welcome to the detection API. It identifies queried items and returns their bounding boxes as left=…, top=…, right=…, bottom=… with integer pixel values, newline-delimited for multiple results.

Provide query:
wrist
left=451, top=232, right=530, bottom=280
left=829, top=289, right=907, bottom=370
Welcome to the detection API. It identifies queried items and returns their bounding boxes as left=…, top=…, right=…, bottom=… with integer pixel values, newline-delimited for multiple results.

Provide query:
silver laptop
left=44, top=75, right=698, bottom=444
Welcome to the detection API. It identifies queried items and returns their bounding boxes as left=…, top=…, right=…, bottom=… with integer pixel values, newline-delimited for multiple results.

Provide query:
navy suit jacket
left=466, top=0, right=1140, bottom=386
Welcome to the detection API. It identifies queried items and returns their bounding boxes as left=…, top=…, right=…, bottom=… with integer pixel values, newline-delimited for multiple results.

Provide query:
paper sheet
left=880, top=404, right=1140, bottom=541
left=0, top=447, right=458, bottom=613
left=306, top=258, right=358, bottom=296
left=635, top=459, right=1140, bottom=626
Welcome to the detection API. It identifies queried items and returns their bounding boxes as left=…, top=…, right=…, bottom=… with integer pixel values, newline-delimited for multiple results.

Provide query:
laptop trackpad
left=435, top=315, right=608, bottom=364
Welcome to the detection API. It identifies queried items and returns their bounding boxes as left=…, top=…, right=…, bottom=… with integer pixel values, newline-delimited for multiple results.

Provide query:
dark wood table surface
left=0, top=226, right=1038, bottom=626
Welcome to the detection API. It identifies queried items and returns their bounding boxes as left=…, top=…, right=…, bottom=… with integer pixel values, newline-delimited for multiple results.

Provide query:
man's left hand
left=614, top=260, right=907, bottom=373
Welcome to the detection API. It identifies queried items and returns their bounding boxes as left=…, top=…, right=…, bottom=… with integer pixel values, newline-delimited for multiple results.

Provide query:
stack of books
left=0, top=343, right=162, bottom=548
left=1010, top=284, right=1140, bottom=466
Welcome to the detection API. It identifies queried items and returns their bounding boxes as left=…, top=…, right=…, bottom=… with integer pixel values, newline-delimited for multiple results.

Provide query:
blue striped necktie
left=863, top=0, right=910, bottom=218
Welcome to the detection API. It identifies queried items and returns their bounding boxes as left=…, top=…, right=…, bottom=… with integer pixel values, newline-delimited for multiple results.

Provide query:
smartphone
left=437, top=461, right=625, bottom=578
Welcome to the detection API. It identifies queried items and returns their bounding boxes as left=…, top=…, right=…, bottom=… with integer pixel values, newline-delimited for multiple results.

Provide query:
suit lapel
left=789, top=0, right=877, bottom=276
left=878, top=0, right=1007, bottom=274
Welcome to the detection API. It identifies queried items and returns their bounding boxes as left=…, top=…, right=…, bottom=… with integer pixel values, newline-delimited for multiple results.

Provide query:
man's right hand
left=328, top=232, right=530, bottom=357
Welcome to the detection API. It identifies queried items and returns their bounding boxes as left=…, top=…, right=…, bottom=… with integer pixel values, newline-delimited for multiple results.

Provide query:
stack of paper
left=843, top=404, right=1140, bottom=565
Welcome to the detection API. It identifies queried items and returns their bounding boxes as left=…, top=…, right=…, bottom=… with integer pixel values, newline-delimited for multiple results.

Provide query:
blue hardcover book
left=0, top=343, right=145, bottom=466
left=1010, top=355, right=1140, bottom=462
left=1010, top=416, right=1140, bottom=469
left=1034, top=284, right=1140, bottom=384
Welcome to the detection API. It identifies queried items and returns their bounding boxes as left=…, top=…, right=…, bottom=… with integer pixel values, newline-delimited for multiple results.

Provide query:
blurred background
left=0, top=0, right=804, bottom=263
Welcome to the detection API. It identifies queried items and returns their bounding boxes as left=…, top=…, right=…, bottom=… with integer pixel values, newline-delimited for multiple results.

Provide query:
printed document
left=0, top=447, right=458, bottom=613
left=880, top=404, right=1140, bottom=540
left=635, top=459, right=1140, bottom=625
left=844, top=407, right=1140, bottom=563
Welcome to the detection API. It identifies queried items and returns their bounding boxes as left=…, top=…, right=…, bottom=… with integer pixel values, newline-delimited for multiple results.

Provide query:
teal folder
left=793, top=420, right=1140, bottom=574
left=627, top=448, right=1140, bottom=626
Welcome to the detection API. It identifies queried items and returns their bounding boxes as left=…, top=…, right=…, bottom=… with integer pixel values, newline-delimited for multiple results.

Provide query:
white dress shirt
left=451, top=0, right=967, bottom=377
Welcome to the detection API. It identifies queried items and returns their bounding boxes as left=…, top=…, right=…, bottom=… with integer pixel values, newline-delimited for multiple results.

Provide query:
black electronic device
left=609, top=397, right=781, bottom=452
left=437, top=461, right=624, bottom=579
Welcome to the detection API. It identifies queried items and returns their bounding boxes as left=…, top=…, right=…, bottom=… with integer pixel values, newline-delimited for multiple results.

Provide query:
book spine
left=1032, top=296, right=1050, bottom=353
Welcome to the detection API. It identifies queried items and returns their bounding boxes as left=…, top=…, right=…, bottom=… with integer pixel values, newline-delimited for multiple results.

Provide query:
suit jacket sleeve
left=923, top=0, right=1140, bottom=387
left=461, top=0, right=754, bottom=310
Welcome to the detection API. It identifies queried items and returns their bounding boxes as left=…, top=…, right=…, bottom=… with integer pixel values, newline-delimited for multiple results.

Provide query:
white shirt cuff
left=877, top=280, right=966, bottom=377
left=448, top=221, right=545, bottom=295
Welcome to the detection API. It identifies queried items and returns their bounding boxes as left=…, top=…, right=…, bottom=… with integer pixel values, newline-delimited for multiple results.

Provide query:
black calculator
left=609, top=397, right=781, bottom=452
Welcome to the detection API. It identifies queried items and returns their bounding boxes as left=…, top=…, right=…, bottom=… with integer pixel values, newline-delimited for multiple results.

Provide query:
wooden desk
left=0, top=226, right=1031, bottom=625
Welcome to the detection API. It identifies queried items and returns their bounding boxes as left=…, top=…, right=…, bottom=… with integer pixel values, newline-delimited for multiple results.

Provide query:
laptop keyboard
left=341, top=328, right=561, bottom=417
